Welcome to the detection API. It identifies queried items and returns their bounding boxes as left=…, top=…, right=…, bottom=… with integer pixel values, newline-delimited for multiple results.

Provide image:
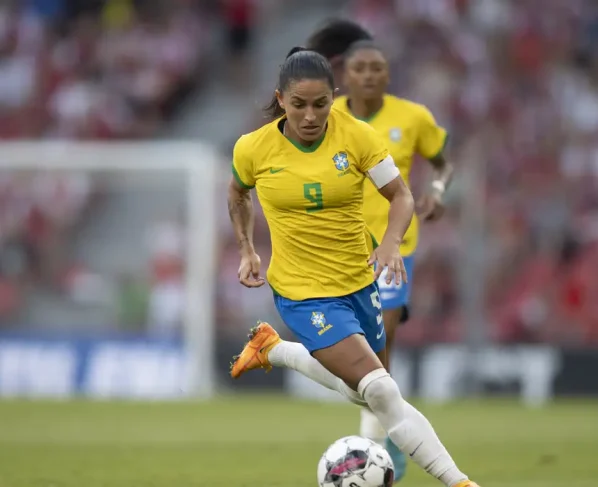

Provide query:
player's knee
left=357, top=368, right=404, bottom=413
left=337, top=379, right=369, bottom=407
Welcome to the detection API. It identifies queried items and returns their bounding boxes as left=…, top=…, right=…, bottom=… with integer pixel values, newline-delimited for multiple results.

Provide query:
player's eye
left=292, top=101, right=306, bottom=108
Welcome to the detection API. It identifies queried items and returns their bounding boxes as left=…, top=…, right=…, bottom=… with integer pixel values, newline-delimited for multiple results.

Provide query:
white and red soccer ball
left=317, top=436, right=394, bottom=487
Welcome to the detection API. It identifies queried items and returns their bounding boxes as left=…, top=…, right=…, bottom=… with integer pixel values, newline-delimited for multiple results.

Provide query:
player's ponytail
left=263, top=46, right=333, bottom=120
left=264, top=47, right=307, bottom=120
left=263, top=92, right=286, bottom=121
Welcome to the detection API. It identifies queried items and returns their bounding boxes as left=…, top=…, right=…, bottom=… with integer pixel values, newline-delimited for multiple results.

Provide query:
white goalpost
left=0, top=141, right=221, bottom=399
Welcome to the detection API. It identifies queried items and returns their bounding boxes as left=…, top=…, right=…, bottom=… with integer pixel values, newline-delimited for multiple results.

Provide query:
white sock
left=360, top=408, right=386, bottom=446
left=358, top=369, right=468, bottom=487
left=269, top=341, right=367, bottom=407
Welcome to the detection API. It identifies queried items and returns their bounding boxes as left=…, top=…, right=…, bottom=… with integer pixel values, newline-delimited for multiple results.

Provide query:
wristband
left=431, top=180, right=446, bottom=194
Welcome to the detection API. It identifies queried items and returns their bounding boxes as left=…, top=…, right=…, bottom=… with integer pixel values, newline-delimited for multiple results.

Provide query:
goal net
left=0, top=141, right=221, bottom=399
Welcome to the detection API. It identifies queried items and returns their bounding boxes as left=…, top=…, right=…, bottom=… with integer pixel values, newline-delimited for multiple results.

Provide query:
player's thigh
left=313, top=334, right=384, bottom=392
left=273, top=291, right=384, bottom=391
left=376, top=346, right=388, bottom=371
left=273, top=293, right=365, bottom=355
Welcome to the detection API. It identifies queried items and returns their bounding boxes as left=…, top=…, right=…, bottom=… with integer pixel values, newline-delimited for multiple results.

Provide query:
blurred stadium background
left=0, top=0, right=597, bottom=486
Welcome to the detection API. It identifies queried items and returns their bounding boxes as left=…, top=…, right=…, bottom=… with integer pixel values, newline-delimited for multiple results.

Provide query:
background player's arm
left=428, top=152, right=454, bottom=196
left=418, top=152, right=454, bottom=222
left=416, top=107, right=453, bottom=221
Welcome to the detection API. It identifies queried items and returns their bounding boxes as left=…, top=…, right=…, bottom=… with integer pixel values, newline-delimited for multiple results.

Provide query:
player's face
left=277, top=79, right=334, bottom=142
left=343, top=48, right=389, bottom=101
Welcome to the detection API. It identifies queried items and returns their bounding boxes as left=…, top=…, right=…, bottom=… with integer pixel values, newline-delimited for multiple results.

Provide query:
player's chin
left=359, top=86, right=383, bottom=100
left=299, top=126, right=323, bottom=140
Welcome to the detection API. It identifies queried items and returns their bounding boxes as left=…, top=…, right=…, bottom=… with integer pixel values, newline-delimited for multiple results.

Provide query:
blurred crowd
left=1, top=0, right=597, bottom=348
left=354, top=0, right=598, bottom=346
left=217, top=0, right=598, bottom=348
left=0, top=0, right=232, bottom=327
left=0, top=0, right=213, bottom=139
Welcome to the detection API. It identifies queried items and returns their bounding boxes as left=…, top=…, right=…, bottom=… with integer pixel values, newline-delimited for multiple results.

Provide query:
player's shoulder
left=235, top=118, right=282, bottom=155
left=331, top=105, right=378, bottom=135
left=332, top=95, right=350, bottom=113
left=330, top=107, right=386, bottom=162
left=384, top=95, right=432, bottom=119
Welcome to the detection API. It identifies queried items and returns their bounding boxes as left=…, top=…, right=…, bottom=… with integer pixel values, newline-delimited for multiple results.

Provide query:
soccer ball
left=317, top=435, right=394, bottom=487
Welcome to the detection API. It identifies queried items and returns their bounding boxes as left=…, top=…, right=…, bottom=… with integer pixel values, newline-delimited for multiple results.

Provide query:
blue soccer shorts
left=376, top=254, right=415, bottom=311
left=273, top=282, right=385, bottom=354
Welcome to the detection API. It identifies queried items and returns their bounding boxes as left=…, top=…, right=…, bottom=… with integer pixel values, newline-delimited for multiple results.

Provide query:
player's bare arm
left=369, top=173, right=414, bottom=285
left=227, top=177, right=265, bottom=288
left=419, top=153, right=454, bottom=222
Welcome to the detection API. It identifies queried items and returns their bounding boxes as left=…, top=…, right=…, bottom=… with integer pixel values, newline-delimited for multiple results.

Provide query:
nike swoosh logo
left=270, top=168, right=285, bottom=174
left=409, top=442, right=423, bottom=457
left=376, top=330, right=384, bottom=339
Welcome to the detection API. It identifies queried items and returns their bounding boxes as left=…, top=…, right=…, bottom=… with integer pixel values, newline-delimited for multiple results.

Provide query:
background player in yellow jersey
left=306, top=20, right=454, bottom=482
left=340, top=39, right=454, bottom=478
left=228, top=47, right=478, bottom=487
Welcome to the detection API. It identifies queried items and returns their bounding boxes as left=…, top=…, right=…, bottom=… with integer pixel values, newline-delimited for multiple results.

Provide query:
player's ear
left=275, top=89, right=284, bottom=111
left=333, top=87, right=340, bottom=99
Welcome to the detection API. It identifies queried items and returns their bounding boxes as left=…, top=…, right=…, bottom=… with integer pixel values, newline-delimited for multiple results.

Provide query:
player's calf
left=358, top=368, right=478, bottom=487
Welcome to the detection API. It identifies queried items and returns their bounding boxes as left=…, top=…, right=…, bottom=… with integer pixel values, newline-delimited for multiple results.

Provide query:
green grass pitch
left=0, top=396, right=596, bottom=486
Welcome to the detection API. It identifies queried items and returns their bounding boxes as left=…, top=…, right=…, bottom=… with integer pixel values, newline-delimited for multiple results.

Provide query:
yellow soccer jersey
left=232, top=108, right=389, bottom=301
left=334, top=94, right=447, bottom=256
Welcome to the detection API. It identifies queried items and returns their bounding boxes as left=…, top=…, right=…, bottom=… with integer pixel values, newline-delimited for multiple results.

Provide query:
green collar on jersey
left=279, top=118, right=326, bottom=153
left=346, top=97, right=384, bottom=123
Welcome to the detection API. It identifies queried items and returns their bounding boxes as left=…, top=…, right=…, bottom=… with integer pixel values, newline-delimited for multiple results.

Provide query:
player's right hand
left=238, top=250, right=265, bottom=288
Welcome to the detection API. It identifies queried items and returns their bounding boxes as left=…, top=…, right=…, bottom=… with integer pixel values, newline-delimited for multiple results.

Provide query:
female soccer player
left=228, top=47, right=478, bottom=487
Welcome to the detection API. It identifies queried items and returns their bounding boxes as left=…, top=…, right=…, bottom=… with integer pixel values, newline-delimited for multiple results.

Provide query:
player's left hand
left=368, top=242, right=407, bottom=285
left=417, top=189, right=445, bottom=222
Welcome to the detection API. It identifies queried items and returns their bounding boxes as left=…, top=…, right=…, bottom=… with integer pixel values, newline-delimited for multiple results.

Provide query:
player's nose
left=304, top=108, right=316, bottom=122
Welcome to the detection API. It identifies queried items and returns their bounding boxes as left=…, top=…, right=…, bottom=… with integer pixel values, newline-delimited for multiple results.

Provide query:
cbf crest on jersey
left=311, top=311, right=333, bottom=336
left=389, top=128, right=402, bottom=142
left=332, top=151, right=350, bottom=172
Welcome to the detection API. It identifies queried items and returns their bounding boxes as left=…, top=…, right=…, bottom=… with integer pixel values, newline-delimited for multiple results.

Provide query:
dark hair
left=264, top=46, right=335, bottom=119
left=344, top=40, right=384, bottom=62
left=306, top=18, right=373, bottom=61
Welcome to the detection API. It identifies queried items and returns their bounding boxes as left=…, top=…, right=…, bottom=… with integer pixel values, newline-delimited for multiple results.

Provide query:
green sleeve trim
left=429, top=132, right=450, bottom=161
left=369, top=232, right=379, bottom=250
left=232, top=164, right=255, bottom=189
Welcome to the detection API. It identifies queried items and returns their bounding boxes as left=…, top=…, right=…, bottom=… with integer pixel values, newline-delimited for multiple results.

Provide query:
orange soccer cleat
left=453, top=481, right=481, bottom=487
left=230, top=321, right=282, bottom=379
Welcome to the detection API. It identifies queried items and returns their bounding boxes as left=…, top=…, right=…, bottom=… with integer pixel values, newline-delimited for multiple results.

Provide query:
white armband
left=367, top=155, right=400, bottom=189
